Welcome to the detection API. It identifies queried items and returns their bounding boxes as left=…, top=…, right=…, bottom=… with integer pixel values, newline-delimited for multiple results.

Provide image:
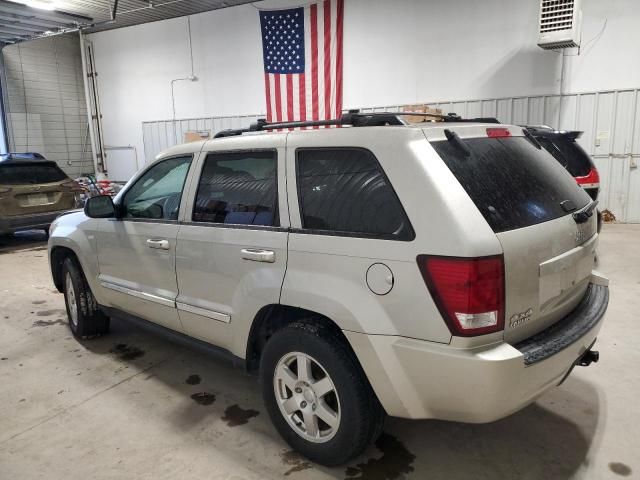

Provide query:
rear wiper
left=572, top=201, right=599, bottom=224
left=444, top=129, right=471, bottom=157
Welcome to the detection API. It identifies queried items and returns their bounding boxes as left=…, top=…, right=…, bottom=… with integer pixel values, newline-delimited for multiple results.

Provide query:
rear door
left=0, top=162, right=75, bottom=216
left=427, top=126, right=597, bottom=343
left=96, top=156, right=192, bottom=332
left=175, top=135, right=289, bottom=354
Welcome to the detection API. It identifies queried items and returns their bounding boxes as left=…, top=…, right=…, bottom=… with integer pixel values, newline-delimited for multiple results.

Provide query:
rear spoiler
left=565, top=131, right=583, bottom=141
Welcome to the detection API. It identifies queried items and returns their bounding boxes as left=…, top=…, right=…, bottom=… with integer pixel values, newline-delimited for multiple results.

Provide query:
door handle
left=146, top=238, right=170, bottom=250
left=241, top=248, right=275, bottom=263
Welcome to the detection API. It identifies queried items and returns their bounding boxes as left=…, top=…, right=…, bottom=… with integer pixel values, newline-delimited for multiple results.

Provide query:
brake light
left=417, top=255, right=505, bottom=337
left=486, top=127, right=511, bottom=138
left=61, top=180, right=84, bottom=192
left=575, top=167, right=600, bottom=187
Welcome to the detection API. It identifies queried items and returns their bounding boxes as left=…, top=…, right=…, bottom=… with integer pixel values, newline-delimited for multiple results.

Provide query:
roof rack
left=213, top=110, right=500, bottom=138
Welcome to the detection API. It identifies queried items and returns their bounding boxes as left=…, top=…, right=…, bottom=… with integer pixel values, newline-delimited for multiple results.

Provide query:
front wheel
left=62, top=257, right=110, bottom=338
left=260, top=321, right=385, bottom=466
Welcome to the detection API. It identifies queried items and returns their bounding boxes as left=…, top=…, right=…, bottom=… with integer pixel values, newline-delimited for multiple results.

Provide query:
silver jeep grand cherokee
left=48, top=113, right=608, bottom=466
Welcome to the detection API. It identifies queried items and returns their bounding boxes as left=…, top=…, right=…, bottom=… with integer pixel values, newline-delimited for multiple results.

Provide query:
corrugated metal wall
left=142, top=88, right=640, bottom=222
left=142, top=114, right=261, bottom=161
left=2, top=33, right=93, bottom=178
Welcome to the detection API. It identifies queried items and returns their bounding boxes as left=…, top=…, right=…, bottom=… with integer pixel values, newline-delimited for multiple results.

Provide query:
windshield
left=0, top=163, right=68, bottom=185
left=431, top=136, right=592, bottom=233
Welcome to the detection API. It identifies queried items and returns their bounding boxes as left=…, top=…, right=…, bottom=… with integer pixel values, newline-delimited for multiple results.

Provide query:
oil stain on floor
left=344, top=433, right=416, bottom=480
left=190, top=392, right=216, bottom=406
left=36, top=309, right=66, bottom=317
left=609, top=462, right=632, bottom=476
left=185, top=374, right=201, bottom=385
left=280, top=450, right=312, bottom=477
left=109, top=344, right=145, bottom=361
left=32, top=319, right=67, bottom=327
left=221, top=404, right=260, bottom=426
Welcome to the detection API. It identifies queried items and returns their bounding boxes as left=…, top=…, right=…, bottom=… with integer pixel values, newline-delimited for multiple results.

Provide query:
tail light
left=575, top=167, right=600, bottom=188
left=417, top=255, right=505, bottom=337
left=61, top=180, right=84, bottom=192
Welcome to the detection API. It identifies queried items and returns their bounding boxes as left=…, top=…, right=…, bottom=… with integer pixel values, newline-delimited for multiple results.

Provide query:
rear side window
left=296, top=148, right=414, bottom=240
left=536, top=136, right=593, bottom=177
left=0, top=163, right=68, bottom=185
left=431, top=136, right=591, bottom=233
left=193, top=151, right=278, bottom=226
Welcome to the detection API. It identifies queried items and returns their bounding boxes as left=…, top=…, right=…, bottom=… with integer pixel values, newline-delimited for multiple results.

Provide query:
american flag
left=259, top=0, right=344, bottom=126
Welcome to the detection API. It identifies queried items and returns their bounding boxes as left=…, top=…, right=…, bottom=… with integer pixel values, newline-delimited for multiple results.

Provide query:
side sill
left=101, top=306, right=247, bottom=370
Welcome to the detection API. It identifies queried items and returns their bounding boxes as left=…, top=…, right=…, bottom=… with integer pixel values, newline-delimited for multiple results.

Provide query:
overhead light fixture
left=8, top=0, right=57, bottom=11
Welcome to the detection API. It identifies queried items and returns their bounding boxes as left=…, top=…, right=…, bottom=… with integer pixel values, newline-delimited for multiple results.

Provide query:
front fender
left=48, top=213, right=106, bottom=305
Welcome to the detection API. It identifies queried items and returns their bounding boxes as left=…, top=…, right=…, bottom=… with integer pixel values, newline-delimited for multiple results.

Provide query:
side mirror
left=84, top=195, right=116, bottom=218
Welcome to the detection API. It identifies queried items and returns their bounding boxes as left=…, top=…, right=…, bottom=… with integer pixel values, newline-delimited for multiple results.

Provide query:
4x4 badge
left=509, top=308, right=533, bottom=328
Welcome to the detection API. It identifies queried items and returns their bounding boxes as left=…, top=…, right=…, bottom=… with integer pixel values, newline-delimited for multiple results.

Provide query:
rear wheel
left=62, top=257, right=109, bottom=338
left=260, top=321, right=385, bottom=466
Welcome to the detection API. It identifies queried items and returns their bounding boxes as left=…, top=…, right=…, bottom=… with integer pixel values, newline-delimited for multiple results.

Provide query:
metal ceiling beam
left=111, top=0, right=119, bottom=21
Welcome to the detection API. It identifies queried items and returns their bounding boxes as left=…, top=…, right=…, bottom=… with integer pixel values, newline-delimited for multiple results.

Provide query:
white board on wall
left=104, top=147, right=140, bottom=182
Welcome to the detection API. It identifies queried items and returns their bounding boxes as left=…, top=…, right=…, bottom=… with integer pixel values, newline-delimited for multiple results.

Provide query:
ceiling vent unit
left=538, top=0, right=582, bottom=49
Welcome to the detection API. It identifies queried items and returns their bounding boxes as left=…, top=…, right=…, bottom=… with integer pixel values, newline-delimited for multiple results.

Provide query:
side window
left=122, top=156, right=192, bottom=220
left=296, top=148, right=414, bottom=240
left=192, top=151, right=278, bottom=226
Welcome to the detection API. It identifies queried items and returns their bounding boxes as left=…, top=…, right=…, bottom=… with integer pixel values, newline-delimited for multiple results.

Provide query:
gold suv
left=0, top=153, right=83, bottom=235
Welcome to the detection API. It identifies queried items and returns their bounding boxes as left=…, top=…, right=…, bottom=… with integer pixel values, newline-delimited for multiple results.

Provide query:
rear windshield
left=0, top=163, right=68, bottom=185
left=536, top=135, right=593, bottom=177
left=431, top=136, right=591, bottom=233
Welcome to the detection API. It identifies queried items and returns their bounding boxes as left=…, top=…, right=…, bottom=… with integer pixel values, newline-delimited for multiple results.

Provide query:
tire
left=260, top=321, right=385, bottom=466
left=62, top=257, right=110, bottom=339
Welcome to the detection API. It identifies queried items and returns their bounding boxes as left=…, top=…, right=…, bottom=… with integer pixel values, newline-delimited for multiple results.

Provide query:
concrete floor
left=0, top=225, right=638, bottom=480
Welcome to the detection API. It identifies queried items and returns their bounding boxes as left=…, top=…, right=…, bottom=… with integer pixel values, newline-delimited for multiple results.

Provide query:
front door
left=176, top=139, right=289, bottom=355
left=97, top=156, right=193, bottom=331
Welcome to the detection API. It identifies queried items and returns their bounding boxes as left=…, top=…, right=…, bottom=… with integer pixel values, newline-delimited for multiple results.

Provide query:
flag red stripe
left=335, top=0, right=344, bottom=118
left=310, top=3, right=319, bottom=127
left=274, top=74, right=282, bottom=123
left=286, top=74, right=294, bottom=122
left=323, top=0, right=331, bottom=121
left=264, top=73, right=272, bottom=122
left=299, top=73, right=307, bottom=125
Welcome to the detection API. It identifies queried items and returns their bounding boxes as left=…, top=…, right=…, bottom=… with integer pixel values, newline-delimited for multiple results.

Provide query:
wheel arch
left=50, top=245, right=80, bottom=292
left=245, top=304, right=353, bottom=374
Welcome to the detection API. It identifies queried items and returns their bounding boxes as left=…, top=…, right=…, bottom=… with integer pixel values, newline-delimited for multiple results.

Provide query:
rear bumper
left=0, top=210, right=68, bottom=234
left=345, top=282, right=608, bottom=423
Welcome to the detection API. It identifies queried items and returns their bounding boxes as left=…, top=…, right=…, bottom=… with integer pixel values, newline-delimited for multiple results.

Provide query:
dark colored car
left=0, top=153, right=83, bottom=235
left=525, top=126, right=600, bottom=200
